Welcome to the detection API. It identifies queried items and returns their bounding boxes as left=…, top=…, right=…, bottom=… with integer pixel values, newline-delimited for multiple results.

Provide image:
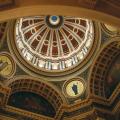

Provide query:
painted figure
left=72, top=84, right=78, bottom=95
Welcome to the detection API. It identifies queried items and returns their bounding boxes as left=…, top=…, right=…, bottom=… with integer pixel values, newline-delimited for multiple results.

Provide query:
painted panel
left=106, top=55, right=120, bottom=97
left=8, top=91, right=56, bottom=117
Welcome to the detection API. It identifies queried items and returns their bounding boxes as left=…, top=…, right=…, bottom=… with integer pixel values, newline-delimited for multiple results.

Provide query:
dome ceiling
left=0, top=1, right=120, bottom=120
left=15, top=15, right=94, bottom=71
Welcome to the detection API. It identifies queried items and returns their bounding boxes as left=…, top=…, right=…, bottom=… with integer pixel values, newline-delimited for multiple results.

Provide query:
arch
left=88, top=37, right=120, bottom=98
left=6, top=75, right=67, bottom=112
left=0, top=1, right=119, bottom=27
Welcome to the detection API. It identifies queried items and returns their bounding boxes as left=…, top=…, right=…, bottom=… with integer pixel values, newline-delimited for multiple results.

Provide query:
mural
left=8, top=91, right=56, bottom=117
left=106, top=55, right=120, bottom=98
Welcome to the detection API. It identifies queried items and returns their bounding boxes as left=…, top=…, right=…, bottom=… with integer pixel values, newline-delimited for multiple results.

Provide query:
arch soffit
left=88, top=36, right=120, bottom=96
left=0, top=5, right=119, bottom=27
left=5, top=75, right=67, bottom=104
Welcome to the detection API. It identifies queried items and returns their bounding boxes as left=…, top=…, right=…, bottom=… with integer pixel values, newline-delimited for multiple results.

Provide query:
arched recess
left=5, top=75, right=66, bottom=116
left=89, top=36, right=120, bottom=98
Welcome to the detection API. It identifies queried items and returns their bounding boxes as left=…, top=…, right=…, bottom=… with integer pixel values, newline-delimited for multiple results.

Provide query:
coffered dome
left=15, top=15, right=94, bottom=71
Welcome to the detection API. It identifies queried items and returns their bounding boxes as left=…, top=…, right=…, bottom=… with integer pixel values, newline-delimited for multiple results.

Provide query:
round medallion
left=0, top=52, right=15, bottom=78
left=63, top=78, right=86, bottom=98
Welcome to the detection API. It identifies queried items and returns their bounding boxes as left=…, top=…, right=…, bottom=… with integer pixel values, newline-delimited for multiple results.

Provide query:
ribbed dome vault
left=15, top=15, right=94, bottom=71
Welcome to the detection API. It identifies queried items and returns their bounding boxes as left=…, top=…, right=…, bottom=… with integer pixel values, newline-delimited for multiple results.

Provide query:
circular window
left=8, top=15, right=100, bottom=80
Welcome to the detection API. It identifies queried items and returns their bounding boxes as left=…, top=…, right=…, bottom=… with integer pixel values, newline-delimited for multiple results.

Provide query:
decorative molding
left=0, top=85, right=10, bottom=107
left=5, top=75, right=67, bottom=113
left=55, top=83, right=120, bottom=119
left=5, top=105, right=54, bottom=120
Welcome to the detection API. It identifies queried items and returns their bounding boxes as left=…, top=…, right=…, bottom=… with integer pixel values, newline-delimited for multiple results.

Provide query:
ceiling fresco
left=8, top=91, right=56, bottom=117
